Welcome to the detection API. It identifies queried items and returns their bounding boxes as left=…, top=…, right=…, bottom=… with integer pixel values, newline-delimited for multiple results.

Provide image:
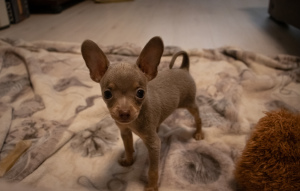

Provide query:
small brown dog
left=81, top=37, right=203, bottom=191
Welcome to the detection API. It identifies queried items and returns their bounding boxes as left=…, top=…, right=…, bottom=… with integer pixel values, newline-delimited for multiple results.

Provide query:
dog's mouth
left=115, top=118, right=134, bottom=124
left=114, top=116, right=138, bottom=124
left=110, top=111, right=139, bottom=124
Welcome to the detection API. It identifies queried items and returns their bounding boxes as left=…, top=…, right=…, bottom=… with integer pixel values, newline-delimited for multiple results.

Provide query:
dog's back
left=146, top=51, right=197, bottom=124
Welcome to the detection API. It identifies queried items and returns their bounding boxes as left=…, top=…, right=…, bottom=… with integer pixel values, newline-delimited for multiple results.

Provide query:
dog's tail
left=169, top=51, right=189, bottom=71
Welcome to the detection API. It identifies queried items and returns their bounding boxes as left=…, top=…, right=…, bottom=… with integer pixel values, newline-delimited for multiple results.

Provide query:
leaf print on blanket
left=75, top=95, right=102, bottom=114
left=150, top=129, right=235, bottom=191
left=13, top=95, right=45, bottom=118
left=0, top=74, right=30, bottom=102
left=71, top=117, right=119, bottom=157
left=2, top=51, right=24, bottom=68
left=174, top=151, right=221, bottom=184
left=3, top=118, right=73, bottom=181
left=53, top=77, right=92, bottom=92
left=1, top=118, right=69, bottom=159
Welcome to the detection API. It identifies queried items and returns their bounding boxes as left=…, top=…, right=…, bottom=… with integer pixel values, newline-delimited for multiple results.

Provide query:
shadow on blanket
left=0, top=38, right=299, bottom=191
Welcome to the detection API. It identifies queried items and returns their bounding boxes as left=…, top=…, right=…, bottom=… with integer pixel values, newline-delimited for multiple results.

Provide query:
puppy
left=81, top=36, right=203, bottom=191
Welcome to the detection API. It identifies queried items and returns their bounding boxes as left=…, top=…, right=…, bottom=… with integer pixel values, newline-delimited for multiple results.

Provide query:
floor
left=1, top=0, right=300, bottom=57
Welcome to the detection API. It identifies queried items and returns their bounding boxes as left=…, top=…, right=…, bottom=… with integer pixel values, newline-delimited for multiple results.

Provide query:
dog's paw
left=144, top=186, right=158, bottom=191
left=118, top=157, right=134, bottom=167
left=193, top=132, right=204, bottom=140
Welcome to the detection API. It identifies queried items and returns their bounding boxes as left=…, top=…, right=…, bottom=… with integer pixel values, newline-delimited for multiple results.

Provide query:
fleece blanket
left=0, top=38, right=299, bottom=191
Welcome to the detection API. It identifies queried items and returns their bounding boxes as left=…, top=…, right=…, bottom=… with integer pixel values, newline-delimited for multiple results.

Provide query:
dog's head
left=81, top=37, right=164, bottom=124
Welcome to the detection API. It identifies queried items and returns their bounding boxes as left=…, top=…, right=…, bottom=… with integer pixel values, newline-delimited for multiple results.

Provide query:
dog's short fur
left=81, top=37, right=203, bottom=191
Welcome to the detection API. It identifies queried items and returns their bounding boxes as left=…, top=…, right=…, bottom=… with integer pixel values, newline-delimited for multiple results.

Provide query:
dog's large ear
left=81, top=40, right=109, bottom=83
left=136, top=36, right=164, bottom=81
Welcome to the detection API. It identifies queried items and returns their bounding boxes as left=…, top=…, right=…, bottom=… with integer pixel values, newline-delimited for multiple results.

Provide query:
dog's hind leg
left=187, top=103, right=204, bottom=140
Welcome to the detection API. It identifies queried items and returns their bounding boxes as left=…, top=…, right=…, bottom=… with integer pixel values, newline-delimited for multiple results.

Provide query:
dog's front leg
left=118, top=128, right=134, bottom=166
left=143, top=133, right=161, bottom=191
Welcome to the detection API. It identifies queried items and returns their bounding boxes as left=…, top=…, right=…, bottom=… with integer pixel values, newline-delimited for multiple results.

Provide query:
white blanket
left=0, top=38, right=299, bottom=190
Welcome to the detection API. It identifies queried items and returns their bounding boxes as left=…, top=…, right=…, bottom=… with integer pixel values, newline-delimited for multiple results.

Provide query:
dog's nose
left=119, top=110, right=130, bottom=120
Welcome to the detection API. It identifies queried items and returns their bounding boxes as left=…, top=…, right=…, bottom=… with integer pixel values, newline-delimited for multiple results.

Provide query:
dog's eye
left=136, top=89, right=145, bottom=99
left=103, top=90, right=112, bottom=99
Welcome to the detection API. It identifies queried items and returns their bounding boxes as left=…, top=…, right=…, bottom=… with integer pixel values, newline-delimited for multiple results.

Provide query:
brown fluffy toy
left=235, top=109, right=300, bottom=191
